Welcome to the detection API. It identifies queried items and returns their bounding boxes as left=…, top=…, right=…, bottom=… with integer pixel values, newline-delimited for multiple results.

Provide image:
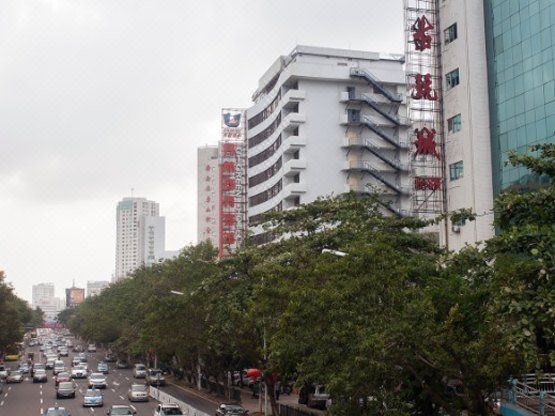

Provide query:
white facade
left=246, top=46, right=409, bottom=242
left=86, top=280, right=110, bottom=297
left=32, top=283, right=63, bottom=322
left=197, top=146, right=220, bottom=247
left=439, top=0, right=495, bottom=250
left=114, top=197, right=164, bottom=281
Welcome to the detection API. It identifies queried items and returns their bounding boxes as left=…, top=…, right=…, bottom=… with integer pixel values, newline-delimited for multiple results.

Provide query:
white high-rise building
left=197, top=145, right=220, bottom=247
left=86, top=280, right=110, bottom=297
left=114, top=197, right=166, bottom=281
left=246, top=45, right=409, bottom=243
left=32, top=283, right=63, bottom=322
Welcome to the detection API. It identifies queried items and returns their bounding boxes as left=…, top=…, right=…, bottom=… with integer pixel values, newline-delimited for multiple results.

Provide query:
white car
left=88, top=372, right=107, bottom=389
left=132, top=364, right=147, bottom=378
left=154, top=403, right=184, bottom=416
left=71, top=365, right=88, bottom=379
left=87, top=344, right=97, bottom=353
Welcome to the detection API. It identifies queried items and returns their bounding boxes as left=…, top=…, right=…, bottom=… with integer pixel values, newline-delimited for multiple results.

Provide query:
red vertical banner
left=219, top=109, right=246, bottom=257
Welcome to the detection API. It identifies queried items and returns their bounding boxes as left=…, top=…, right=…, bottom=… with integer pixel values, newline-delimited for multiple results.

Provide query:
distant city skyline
left=0, top=0, right=404, bottom=302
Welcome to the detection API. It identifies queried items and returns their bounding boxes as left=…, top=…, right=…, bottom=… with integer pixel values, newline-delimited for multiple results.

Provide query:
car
left=53, top=360, right=66, bottom=375
left=46, top=358, right=56, bottom=369
left=154, top=403, right=184, bottom=416
left=18, top=362, right=31, bottom=374
left=32, top=362, right=46, bottom=375
left=83, top=388, right=104, bottom=407
left=43, top=406, right=71, bottom=416
left=73, top=345, right=83, bottom=353
left=54, top=371, right=71, bottom=386
left=307, top=384, right=330, bottom=410
left=132, top=363, right=147, bottom=378
left=71, top=365, right=88, bottom=379
left=146, top=368, right=166, bottom=386
left=215, top=403, right=249, bottom=416
left=87, top=344, right=97, bottom=353
left=78, top=352, right=88, bottom=362
left=116, top=359, right=129, bottom=369
left=127, top=383, right=149, bottom=402
left=0, top=365, right=8, bottom=380
left=6, top=370, right=24, bottom=383
left=4, top=353, right=20, bottom=361
left=56, top=381, right=77, bottom=399
left=97, top=362, right=109, bottom=374
left=33, top=368, right=48, bottom=383
left=104, top=352, right=116, bottom=362
left=71, top=357, right=81, bottom=367
left=88, top=372, right=107, bottom=389
left=106, top=404, right=136, bottom=415
left=59, top=348, right=69, bottom=357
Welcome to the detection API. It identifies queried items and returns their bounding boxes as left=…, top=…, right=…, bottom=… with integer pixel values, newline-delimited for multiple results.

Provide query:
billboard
left=65, top=287, right=85, bottom=307
left=219, top=109, right=247, bottom=257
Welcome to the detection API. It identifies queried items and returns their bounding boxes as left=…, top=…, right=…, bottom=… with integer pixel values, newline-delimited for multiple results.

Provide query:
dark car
left=33, top=368, right=48, bottom=383
left=215, top=403, right=249, bottom=416
left=106, top=404, right=136, bottom=415
left=115, top=360, right=129, bottom=369
left=56, top=381, right=77, bottom=399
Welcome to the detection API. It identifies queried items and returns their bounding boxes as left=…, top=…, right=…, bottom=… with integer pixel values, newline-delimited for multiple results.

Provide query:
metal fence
left=506, top=375, right=555, bottom=416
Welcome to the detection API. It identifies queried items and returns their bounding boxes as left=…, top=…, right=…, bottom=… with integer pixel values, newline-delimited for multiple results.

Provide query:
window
left=446, top=68, right=460, bottom=89
left=444, top=23, right=457, bottom=45
left=447, top=114, right=462, bottom=133
left=347, top=109, right=360, bottom=123
left=449, top=161, right=464, bottom=180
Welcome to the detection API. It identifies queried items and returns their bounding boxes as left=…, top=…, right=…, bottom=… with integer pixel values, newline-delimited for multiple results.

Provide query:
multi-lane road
left=0, top=343, right=218, bottom=416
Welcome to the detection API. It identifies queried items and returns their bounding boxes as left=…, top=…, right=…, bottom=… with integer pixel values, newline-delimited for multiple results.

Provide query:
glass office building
left=484, top=0, right=555, bottom=195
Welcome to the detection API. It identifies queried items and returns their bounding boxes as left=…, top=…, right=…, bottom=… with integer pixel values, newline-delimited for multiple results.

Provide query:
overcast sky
left=0, top=0, right=404, bottom=302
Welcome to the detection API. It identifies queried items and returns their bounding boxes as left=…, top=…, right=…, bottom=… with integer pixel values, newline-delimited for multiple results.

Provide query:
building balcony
left=283, top=158, right=307, bottom=175
left=283, top=88, right=306, bottom=102
left=283, top=135, right=306, bottom=153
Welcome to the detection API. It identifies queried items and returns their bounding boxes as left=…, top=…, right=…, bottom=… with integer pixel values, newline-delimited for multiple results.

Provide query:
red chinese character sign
left=219, top=108, right=247, bottom=257
left=412, top=73, right=438, bottom=101
left=412, top=15, right=433, bottom=51
left=405, top=6, right=444, bottom=213
left=414, top=127, right=440, bottom=160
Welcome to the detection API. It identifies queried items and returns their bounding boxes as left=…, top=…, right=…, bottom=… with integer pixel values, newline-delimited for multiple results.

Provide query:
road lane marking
left=7, top=387, right=11, bottom=391
left=40, top=398, right=43, bottom=404
left=113, top=381, right=120, bottom=386
left=125, top=377, right=130, bottom=381
left=119, top=395, right=125, bottom=400
left=111, top=388, right=116, bottom=393
left=40, top=408, right=43, bottom=414
left=0, top=401, right=4, bottom=406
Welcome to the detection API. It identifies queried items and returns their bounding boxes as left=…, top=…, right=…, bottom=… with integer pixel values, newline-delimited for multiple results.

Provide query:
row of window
left=248, top=113, right=282, bottom=149
left=248, top=135, right=282, bottom=168
left=249, top=157, right=282, bottom=188
left=444, top=20, right=463, bottom=185
left=249, top=179, right=283, bottom=207
left=248, top=92, right=281, bottom=129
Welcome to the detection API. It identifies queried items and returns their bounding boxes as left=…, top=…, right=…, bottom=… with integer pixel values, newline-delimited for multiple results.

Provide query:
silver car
left=127, top=383, right=149, bottom=402
left=6, top=370, right=24, bottom=383
left=88, top=372, right=107, bottom=389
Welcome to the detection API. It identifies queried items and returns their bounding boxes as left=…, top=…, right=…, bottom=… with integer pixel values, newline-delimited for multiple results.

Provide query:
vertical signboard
left=219, top=109, right=247, bottom=257
left=198, top=146, right=219, bottom=247
left=404, top=0, right=445, bottom=214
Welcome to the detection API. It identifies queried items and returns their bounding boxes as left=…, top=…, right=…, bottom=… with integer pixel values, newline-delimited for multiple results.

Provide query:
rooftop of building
left=253, top=45, right=404, bottom=101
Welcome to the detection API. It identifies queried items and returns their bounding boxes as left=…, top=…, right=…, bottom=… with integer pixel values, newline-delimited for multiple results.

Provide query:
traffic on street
left=0, top=330, right=218, bottom=416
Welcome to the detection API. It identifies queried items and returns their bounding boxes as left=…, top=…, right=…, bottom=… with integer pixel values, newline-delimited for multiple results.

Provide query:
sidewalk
left=166, top=375, right=308, bottom=415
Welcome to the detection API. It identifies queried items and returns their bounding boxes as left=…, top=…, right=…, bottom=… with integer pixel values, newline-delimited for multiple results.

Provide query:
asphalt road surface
left=0, top=341, right=218, bottom=416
